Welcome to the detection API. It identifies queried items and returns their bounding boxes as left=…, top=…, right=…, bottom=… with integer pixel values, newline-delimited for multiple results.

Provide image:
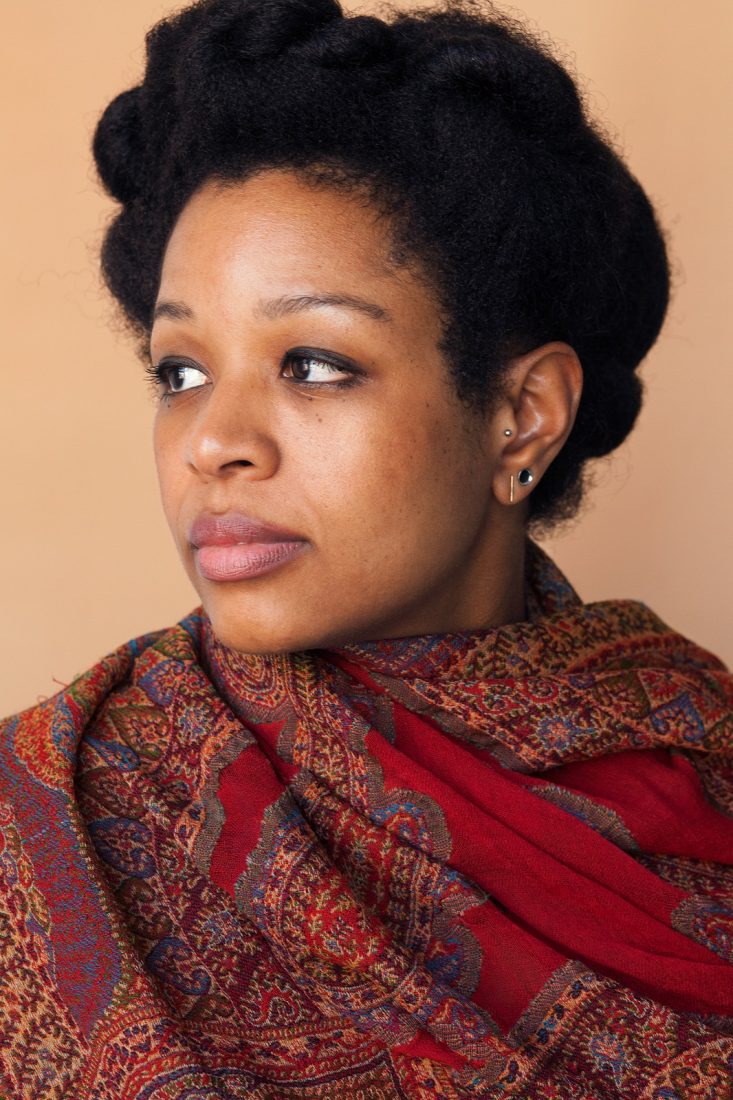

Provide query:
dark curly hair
left=93, top=0, right=670, bottom=531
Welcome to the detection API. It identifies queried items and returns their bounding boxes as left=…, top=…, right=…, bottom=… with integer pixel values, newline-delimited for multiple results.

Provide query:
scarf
left=1, top=536, right=732, bottom=1099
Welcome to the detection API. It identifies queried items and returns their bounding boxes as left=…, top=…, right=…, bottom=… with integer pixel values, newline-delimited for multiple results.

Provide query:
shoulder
left=0, top=611, right=205, bottom=800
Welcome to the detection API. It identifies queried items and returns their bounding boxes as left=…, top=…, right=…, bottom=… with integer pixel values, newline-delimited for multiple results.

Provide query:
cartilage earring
left=503, top=428, right=512, bottom=436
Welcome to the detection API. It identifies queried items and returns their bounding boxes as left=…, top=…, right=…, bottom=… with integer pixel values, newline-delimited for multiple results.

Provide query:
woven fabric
left=1, top=537, right=732, bottom=1099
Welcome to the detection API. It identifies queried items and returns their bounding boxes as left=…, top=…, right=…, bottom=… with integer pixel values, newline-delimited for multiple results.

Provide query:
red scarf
left=1, top=537, right=732, bottom=1097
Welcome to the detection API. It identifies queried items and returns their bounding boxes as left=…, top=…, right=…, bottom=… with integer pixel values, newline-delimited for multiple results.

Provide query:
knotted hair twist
left=93, top=0, right=670, bottom=532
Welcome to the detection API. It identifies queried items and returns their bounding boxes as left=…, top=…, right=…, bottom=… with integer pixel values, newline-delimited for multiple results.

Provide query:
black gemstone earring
left=509, top=467, right=534, bottom=504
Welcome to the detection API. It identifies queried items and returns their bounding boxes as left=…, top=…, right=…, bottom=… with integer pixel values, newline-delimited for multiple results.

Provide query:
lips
left=189, top=512, right=309, bottom=582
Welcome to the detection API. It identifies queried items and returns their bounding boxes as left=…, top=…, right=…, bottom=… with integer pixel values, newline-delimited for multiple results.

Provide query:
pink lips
left=189, top=513, right=309, bottom=582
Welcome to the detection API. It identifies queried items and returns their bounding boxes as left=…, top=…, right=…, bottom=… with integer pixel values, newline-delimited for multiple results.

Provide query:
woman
left=1, top=0, right=731, bottom=1096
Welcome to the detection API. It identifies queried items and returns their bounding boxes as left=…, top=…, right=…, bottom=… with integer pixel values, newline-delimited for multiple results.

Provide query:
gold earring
left=510, top=467, right=534, bottom=504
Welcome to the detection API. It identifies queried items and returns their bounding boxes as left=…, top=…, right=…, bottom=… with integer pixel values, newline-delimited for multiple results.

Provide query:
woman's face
left=151, top=170, right=518, bottom=652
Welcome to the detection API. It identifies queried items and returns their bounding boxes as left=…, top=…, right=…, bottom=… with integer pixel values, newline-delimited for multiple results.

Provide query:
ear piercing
left=509, top=468, right=534, bottom=503
left=503, top=430, right=534, bottom=504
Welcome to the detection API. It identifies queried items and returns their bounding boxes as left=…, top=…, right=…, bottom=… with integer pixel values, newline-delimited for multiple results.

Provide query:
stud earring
left=509, top=467, right=534, bottom=504
left=503, top=428, right=512, bottom=437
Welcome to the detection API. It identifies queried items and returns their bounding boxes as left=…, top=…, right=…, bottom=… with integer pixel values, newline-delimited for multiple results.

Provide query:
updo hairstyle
left=93, top=0, right=670, bottom=531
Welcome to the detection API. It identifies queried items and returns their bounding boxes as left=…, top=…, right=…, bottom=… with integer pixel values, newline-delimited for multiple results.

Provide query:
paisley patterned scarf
left=1, top=536, right=732, bottom=1099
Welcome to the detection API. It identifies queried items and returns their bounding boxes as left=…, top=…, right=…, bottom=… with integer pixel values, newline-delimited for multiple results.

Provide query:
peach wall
left=1, top=0, right=731, bottom=717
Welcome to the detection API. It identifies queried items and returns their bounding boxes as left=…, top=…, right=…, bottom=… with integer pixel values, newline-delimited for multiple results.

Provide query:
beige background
left=1, top=1, right=731, bottom=717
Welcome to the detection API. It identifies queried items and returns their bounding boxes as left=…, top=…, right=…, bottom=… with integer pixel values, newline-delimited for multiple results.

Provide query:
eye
left=149, top=359, right=208, bottom=394
left=281, top=351, right=358, bottom=386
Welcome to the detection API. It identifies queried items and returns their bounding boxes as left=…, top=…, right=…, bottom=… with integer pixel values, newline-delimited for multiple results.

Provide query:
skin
left=150, top=169, right=583, bottom=653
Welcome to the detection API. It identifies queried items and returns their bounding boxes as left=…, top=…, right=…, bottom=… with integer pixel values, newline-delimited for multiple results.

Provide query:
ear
left=490, top=342, right=583, bottom=509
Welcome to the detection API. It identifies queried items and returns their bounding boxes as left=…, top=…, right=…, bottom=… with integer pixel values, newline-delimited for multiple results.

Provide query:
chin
left=203, top=597, right=326, bottom=655
left=206, top=615, right=295, bottom=655
left=198, top=575, right=402, bottom=654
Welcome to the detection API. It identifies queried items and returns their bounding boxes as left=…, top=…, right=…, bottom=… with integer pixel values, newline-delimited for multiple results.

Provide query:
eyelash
left=144, top=350, right=362, bottom=397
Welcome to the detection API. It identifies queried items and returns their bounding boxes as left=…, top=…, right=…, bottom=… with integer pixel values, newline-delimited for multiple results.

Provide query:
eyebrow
left=152, top=300, right=194, bottom=323
left=152, top=293, right=393, bottom=326
left=254, top=293, right=393, bottom=325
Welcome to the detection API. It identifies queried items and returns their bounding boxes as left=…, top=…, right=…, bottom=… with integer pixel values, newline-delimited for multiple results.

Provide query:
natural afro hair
left=93, top=0, right=670, bottom=532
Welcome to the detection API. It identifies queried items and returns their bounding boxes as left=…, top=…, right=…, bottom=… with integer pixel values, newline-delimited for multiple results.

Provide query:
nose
left=184, top=374, right=280, bottom=482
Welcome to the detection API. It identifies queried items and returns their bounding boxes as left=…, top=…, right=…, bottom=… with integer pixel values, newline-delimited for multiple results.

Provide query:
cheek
left=306, top=406, right=484, bottom=550
left=153, top=418, right=185, bottom=531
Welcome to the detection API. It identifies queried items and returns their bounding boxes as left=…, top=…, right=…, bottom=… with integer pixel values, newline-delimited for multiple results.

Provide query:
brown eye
left=282, top=353, right=353, bottom=384
left=152, top=361, right=208, bottom=393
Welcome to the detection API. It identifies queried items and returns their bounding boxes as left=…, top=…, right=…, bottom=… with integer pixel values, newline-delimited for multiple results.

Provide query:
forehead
left=155, top=169, right=443, bottom=344
left=161, top=170, right=403, bottom=288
